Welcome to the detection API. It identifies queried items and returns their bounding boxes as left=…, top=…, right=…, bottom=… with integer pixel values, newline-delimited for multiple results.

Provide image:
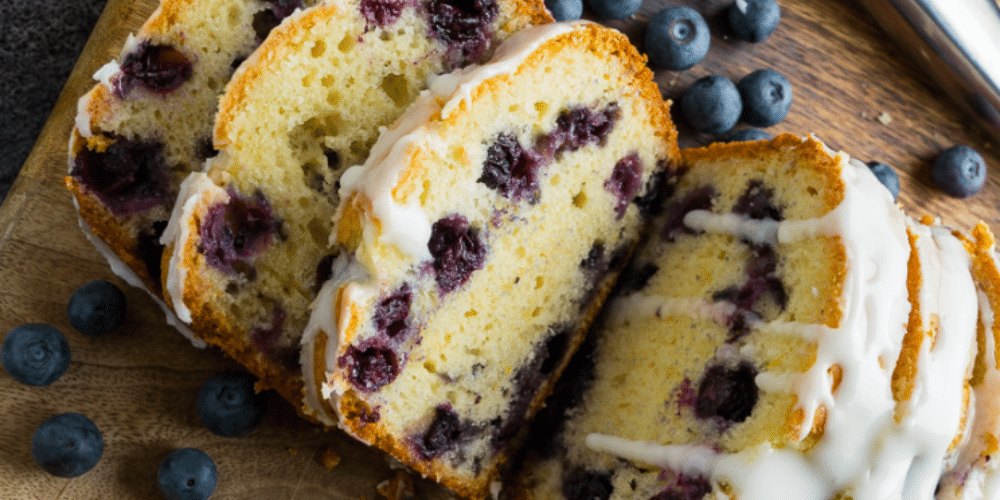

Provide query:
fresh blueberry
left=932, top=145, right=987, bottom=198
left=2, top=323, right=71, bottom=386
left=724, top=128, right=772, bottom=142
left=586, top=0, right=641, bottom=20
left=728, top=0, right=781, bottom=43
left=737, top=69, right=792, bottom=127
left=645, top=6, right=710, bottom=71
left=31, top=413, right=103, bottom=478
left=680, top=75, right=742, bottom=135
left=197, top=371, right=267, bottom=437
left=157, top=448, right=218, bottom=500
left=67, top=280, right=127, bottom=336
left=545, top=0, right=582, bottom=21
left=866, top=161, right=900, bottom=201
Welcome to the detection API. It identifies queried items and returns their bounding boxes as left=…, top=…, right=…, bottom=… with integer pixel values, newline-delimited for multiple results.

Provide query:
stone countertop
left=0, top=0, right=108, bottom=205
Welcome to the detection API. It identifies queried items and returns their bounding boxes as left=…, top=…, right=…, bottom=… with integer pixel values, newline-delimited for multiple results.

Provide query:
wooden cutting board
left=1, top=0, right=996, bottom=498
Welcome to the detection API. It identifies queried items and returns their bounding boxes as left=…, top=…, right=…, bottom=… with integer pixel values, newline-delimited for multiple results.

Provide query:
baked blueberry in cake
left=65, top=0, right=322, bottom=299
left=161, top=0, right=552, bottom=414
left=512, top=135, right=997, bottom=500
left=299, top=21, right=679, bottom=500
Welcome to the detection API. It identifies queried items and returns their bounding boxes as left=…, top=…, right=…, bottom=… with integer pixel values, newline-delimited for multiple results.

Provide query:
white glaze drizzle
left=938, top=254, right=1000, bottom=500
left=299, top=252, right=373, bottom=427
left=160, top=171, right=230, bottom=324
left=587, top=139, right=980, bottom=500
left=604, top=294, right=736, bottom=328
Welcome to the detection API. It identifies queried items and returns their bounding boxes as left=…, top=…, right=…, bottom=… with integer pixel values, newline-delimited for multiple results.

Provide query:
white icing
left=587, top=139, right=980, bottom=500
left=69, top=196, right=205, bottom=348
left=683, top=211, right=780, bottom=247
left=92, top=60, right=121, bottom=87
left=605, top=294, right=736, bottom=327
left=160, top=171, right=230, bottom=324
left=299, top=253, right=372, bottom=426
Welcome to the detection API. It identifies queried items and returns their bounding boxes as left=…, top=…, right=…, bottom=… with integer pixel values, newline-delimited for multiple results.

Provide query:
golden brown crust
left=681, top=134, right=845, bottom=214
left=214, top=2, right=347, bottom=147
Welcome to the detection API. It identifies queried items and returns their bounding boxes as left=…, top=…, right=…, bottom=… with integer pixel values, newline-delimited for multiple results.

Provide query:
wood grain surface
left=0, top=0, right=997, bottom=498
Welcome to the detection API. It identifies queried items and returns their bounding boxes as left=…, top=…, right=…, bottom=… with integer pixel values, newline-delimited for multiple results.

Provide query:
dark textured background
left=0, top=0, right=108, bottom=205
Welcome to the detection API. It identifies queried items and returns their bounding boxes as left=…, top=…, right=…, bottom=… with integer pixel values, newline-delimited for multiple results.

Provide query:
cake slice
left=939, top=223, right=1000, bottom=500
left=299, top=21, right=679, bottom=499
left=511, top=135, right=984, bottom=500
left=65, top=0, right=321, bottom=299
left=160, top=0, right=552, bottom=411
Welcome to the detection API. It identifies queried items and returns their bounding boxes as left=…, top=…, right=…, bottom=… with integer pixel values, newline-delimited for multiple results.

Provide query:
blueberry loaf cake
left=512, top=135, right=997, bottom=500
left=65, top=0, right=322, bottom=298
left=299, top=21, right=679, bottom=499
left=161, top=0, right=552, bottom=409
left=939, top=223, right=1000, bottom=500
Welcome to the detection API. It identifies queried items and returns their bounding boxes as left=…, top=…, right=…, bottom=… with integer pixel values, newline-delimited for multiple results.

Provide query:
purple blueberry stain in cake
left=711, top=245, right=786, bottom=340
left=359, top=406, right=381, bottom=424
left=339, top=340, right=400, bottom=393
left=116, top=42, right=193, bottom=97
left=426, top=0, right=499, bottom=65
left=538, top=104, right=620, bottom=158
left=733, top=179, right=783, bottom=221
left=199, top=190, right=276, bottom=274
left=428, top=215, right=486, bottom=295
left=674, top=377, right=698, bottom=416
left=479, top=133, right=546, bottom=203
left=605, top=153, right=643, bottom=219
left=695, top=362, right=759, bottom=423
left=416, top=405, right=471, bottom=459
left=662, top=186, right=715, bottom=241
left=563, top=470, right=614, bottom=500
left=649, top=474, right=712, bottom=500
left=71, top=135, right=173, bottom=217
left=360, top=0, right=408, bottom=29
left=373, top=284, right=413, bottom=339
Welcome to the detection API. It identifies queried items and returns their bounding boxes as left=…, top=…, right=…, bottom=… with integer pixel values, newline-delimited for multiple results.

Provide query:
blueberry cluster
left=4, top=278, right=270, bottom=498
left=680, top=69, right=793, bottom=139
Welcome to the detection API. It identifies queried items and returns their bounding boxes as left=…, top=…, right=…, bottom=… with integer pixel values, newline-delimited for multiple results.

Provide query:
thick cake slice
left=161, top=0, right=552, bottom=411
left=300, top=21, right=679, bottom=499
left=65, top=0, right=320, bottom=298
left=512, top=135, right=984, bottom=500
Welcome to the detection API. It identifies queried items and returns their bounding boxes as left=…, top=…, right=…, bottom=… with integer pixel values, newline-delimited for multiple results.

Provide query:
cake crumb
left=377, top=471, right=415, bottom=500
left=316, top=444, right=341, bottom=470
left=878, top=112, right=893, bottom=125
left=286, top=446, right=299, bottom=456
